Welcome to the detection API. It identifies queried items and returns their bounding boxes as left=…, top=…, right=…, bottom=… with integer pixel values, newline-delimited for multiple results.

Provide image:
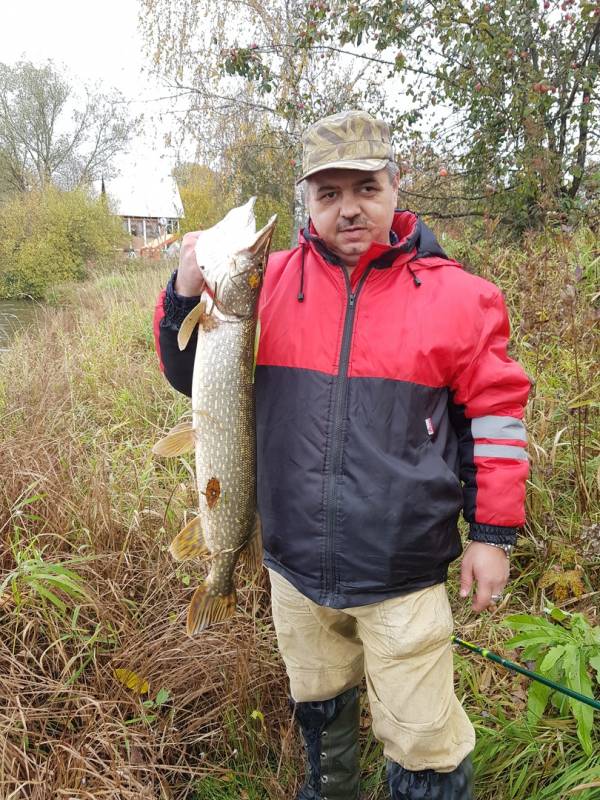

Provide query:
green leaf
left=155, top=688, right=171, bottom=707
left=589, top=654, right=600, bottom=683
left=27, top=579, right=67, bottom=612
left=561, top=645, right=595, bottom=755
left=539, top=645, right=566, bottom=673
left=505, top=633, right=561, bottom=650
left=505, top=614, right=568, bottom=634
left=569, top=660, right=595, bottom=756
left=504, top=615, right=572, bottom=644
left=571, top=614, right=596, bottom=644
left=527, top=679, right=553, bottom=724
left=545, top=605, right=571, bottom=623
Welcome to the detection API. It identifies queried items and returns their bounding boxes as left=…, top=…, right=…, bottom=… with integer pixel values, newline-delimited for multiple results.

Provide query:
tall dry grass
left=0, top=266, right=297, bottom=799
left=0, top=226, right=598, bottom=799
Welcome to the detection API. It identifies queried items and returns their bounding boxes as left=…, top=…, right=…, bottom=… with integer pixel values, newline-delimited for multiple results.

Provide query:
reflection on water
left=0, top=299, right=39, bottom=351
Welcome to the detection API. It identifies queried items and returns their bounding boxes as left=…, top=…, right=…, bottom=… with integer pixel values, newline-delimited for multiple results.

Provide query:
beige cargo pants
left=269, top=569, right=475, bottom=773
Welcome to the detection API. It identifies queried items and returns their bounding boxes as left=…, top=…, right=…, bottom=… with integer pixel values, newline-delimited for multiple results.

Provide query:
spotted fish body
left=153, top=198, right=277, bottom=634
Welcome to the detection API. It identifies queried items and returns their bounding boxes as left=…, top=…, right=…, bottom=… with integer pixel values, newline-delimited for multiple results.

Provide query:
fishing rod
left=452, top=635, right=600, bottom=711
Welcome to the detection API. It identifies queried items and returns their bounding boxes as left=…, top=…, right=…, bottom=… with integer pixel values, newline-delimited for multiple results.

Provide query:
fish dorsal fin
left=152, top=421, right=196, bottom=457
left=169, top=516, right=208, bottom=561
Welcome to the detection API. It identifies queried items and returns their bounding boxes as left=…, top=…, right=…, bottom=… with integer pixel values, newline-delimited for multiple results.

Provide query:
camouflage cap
left=298, top=109, right=394, bottom=183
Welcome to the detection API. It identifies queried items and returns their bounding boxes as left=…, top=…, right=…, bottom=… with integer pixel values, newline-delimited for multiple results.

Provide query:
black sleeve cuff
left=161, top=270, right=202, bottom=330
left=469, top=523, right=517, bottom=546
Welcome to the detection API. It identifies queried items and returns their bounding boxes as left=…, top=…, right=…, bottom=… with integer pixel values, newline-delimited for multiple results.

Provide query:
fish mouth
left=195, top=199, right=277, bottom=306
left=241, top=196, right=258, bottom=231
left=229, top=212, right=278, bottom=288
left=247, top=213, right=277, bottom=260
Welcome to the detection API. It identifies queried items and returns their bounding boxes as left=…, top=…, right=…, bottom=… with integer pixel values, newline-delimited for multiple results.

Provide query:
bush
left=0, top=187, right=125, bottom=299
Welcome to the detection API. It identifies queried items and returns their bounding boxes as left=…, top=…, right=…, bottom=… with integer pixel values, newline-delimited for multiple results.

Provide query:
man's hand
left=460, top=542, right=510, bottom=613
left=175, top=231, right=205, bottom=297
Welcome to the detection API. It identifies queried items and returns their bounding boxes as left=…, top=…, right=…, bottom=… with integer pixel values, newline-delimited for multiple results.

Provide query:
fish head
left=194, top=197, right=277, bottom=317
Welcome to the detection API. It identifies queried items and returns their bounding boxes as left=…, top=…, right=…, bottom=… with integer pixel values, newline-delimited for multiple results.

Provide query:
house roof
left=103, top=173, right=184, bottom=219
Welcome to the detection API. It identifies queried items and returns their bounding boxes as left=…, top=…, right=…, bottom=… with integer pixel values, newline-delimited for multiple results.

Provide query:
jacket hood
left=299, top=209, right=453, bottom=272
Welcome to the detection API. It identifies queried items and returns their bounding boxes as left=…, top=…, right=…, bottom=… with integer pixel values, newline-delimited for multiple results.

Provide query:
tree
left=142, top=0, right=599, bottom=230
left=0, top=187, right=125, bottom=299
left=290, top=0, right=600, bottom=228
left=140, top=0, right=387, bottom=241
left=174, top=120, right=296, bottom=251
left=0, top=61, right=136, bottom=194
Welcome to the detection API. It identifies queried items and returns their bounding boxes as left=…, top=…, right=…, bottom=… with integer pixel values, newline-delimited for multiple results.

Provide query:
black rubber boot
left=387, top=756, right=474, bottom=800
left=293, top=686, right=361, bottom=800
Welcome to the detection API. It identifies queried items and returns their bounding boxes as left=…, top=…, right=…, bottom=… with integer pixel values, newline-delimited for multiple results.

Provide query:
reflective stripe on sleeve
left=474, top=444, right=528, bottom=461
left=471, top=415, right=527, bottom=442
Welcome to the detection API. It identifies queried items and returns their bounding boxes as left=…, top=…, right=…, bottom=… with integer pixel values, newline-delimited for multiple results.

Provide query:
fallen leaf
left=114, top=668, right=150, bottom=694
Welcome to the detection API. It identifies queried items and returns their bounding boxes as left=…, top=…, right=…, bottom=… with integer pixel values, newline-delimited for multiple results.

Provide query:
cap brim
left=296, top=158, right=389, bottom=184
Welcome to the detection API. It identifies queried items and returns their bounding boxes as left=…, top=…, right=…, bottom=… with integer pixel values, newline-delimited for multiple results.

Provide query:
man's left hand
left=459, top=542, right=510, bottom=613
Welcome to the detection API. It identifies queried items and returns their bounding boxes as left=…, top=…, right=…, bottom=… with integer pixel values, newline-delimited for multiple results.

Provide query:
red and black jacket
left=154, top=210, right=530, bottom=608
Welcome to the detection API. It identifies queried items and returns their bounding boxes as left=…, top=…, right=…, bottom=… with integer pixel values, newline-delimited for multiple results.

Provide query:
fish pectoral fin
left=178, top=300, right=218, bottom=350
left=186, top=585, right=236, bottom=635
left=178, top=301, right=205, bottom=350
left=240, top=515, right=263, bottom=574
left=152, top=422, right=196, bottom=457
left=169, top=516, right=208, bottom=561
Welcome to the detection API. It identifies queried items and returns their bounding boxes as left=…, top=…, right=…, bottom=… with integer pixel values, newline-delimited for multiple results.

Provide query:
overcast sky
left=1, top=0, right=186, bottom=179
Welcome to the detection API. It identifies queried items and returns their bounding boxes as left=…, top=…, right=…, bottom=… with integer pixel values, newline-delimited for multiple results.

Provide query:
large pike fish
left=153, top=198, right=277, bottom=635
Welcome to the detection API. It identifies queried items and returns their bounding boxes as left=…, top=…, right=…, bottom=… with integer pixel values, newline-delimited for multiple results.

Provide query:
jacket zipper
left=323, top=266, right=372, bottom=604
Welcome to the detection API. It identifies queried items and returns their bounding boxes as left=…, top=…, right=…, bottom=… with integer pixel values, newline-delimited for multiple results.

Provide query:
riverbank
left=0, top=234, right=598, bottom=799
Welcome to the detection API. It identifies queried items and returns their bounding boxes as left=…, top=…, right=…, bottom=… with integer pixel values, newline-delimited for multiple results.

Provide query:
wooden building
left=102, top=173, right=184, bottom=257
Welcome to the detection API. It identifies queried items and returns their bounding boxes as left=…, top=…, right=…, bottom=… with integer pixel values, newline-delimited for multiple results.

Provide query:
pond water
left=0, top=299, right=39, bottom=351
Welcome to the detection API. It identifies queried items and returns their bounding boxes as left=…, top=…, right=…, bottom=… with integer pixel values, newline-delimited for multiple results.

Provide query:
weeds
left=504, top=604, right=600, bottom=755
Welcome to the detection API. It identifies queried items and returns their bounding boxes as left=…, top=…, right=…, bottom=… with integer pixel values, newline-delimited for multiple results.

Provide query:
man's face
left=306, top=167, right=399, bottom=266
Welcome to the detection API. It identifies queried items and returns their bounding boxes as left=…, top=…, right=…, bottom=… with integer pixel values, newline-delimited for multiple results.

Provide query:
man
left=154, top=110, right=530, bottom=800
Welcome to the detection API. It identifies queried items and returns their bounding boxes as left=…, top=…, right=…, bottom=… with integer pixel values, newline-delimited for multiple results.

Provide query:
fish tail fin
left=152, top=421, right=196, bottom=457
left=169, top=516, right=208, bottom=561
left=186, top=584, right=236, bottom=635
left=240, top=515, right=263, bottom=574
